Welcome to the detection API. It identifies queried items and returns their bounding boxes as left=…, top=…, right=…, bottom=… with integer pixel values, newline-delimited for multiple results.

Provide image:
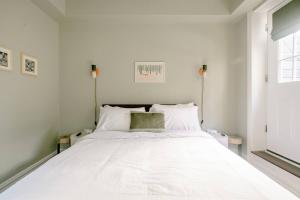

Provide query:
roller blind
left=271, top=0, right=300, bottom=41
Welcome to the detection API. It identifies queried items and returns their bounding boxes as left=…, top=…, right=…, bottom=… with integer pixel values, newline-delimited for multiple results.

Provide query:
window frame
left=278, top=31, right=300, bottom=83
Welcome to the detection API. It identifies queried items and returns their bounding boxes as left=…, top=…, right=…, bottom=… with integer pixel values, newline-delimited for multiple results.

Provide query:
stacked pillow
left=97, top=106, right=145, bottom=131
left=150, top=102, right=194, bottom=110
left=97, top=103, right=201, bottom=132
left=150, top=103, right=201, bottom=131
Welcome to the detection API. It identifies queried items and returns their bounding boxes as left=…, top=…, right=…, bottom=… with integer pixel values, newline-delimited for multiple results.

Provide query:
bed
left=0, top=105, right=299, bottom=200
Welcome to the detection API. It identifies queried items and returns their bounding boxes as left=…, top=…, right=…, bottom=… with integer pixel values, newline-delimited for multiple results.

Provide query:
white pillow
left=150, top=102, right=194, bottom=112
left=97, top=106, right=145, bottom=131
left=151, top=106, right=201, bottom=131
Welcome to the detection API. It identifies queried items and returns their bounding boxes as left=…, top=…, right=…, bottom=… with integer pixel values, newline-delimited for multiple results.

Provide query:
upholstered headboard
left=102, top=104, right=153, bottom=112
left=102, top=103, right=196, bottom=112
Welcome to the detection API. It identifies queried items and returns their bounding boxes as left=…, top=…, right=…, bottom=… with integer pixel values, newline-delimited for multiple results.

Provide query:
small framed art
left=135, top=61, right=165, bottom=83
left=21, top=53, right=38, bottom=76
left=0, top=47, right=12, bottom=71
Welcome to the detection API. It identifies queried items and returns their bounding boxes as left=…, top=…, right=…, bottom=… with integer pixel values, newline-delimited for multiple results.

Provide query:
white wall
left=0, top=0, right=60, bottom=183
left=229, top=16, right=248, bottom=157
left=60, top=20, right=246, bottom=136
left=247, top=11, right=268, bottom=154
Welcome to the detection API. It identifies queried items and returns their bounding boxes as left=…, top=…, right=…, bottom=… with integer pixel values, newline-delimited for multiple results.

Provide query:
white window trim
left=278, top=31, right=300, bottom=83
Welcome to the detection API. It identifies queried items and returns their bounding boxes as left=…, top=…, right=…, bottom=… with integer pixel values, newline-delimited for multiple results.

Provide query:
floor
left=252, top=151, right=300, bottom=178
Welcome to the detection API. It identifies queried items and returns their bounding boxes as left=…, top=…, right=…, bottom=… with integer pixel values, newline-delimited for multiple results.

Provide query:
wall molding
left=254, top=0, right=291, bottom=13
left=0, top=151, right=56, bottom=192
left=31, top=0, right=65, bottom=22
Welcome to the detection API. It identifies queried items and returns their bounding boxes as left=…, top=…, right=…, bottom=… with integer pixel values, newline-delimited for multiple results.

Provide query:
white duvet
left=0, top=130, right=298, bottom=200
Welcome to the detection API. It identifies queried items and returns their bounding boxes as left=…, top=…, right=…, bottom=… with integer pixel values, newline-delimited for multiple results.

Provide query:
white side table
left=70, top=129, right=93, bottom=145
left=57, top=136, right=70, bottom=154
left=206, top=130, right=228, bottom=148
left=228, top=135, right=242, bottom=145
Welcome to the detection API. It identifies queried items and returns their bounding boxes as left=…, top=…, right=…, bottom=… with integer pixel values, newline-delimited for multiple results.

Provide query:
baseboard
left=248, top=153, right=300, bottom=198
left=0, top=151, right=56, bottom=192
left=252, top=151, right=300, bottom=178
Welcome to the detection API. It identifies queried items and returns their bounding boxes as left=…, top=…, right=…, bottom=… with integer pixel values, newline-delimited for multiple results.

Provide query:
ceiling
left=32, top=0, right=266, bottom=23
left=66, top=0, right=246, bottom=15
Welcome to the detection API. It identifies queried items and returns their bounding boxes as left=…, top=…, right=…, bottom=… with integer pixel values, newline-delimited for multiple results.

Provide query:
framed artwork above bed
left=135, top=61, right=165, bottom=83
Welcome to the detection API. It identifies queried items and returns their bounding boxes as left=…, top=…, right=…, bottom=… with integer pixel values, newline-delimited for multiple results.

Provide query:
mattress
left=0, top=130, right=298, bottom=200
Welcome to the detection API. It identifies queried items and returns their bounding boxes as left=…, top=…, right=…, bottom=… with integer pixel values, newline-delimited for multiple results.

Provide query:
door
left=267, top=26, right=300, bottom=163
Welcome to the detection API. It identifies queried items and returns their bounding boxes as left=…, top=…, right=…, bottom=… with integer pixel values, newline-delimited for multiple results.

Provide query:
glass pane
left=279, top=58, right=293, bottom=82
left=295, top=56, right=300, bottom=81
left=279, top=34, right=294, bottom=60
left=295, top=31, right=300, bottom=56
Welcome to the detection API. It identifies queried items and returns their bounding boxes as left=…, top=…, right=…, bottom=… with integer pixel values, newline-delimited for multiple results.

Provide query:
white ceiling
left=66, top=0, right=246, bottom=15
left=32, top=0, right=266, bottom=23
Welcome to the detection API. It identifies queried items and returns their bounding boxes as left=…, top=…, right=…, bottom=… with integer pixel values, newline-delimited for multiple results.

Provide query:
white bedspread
left=1, top=130, right=298, bottom=200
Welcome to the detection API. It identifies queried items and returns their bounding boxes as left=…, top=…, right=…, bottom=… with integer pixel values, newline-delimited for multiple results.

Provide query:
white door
left=267, top=28, right=300, bottom=163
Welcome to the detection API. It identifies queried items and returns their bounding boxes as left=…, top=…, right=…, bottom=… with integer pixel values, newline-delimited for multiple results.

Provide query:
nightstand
left=228, top=135, right=242, bottom=145
left=57, top=136, right=70, bottom=154
left=228, top=135, right=242, bottom=155
left=70, top=129, right=93, bottom=146
left=206, top=129, right=228, bottom=148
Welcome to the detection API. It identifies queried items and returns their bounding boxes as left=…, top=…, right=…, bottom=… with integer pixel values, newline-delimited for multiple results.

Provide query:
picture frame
left=21, top=53, right=38, bottom=76
left=0, top=46, right=12, bottom=71
left=135, top=61, right=165, bottom=83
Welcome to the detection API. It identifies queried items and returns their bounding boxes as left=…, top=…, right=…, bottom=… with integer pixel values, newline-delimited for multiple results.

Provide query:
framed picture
left=0, top=47, right=12, bottom=71
left=21, top=53, right=38, bottom=76
left=135, top=62, right=165, bottom=83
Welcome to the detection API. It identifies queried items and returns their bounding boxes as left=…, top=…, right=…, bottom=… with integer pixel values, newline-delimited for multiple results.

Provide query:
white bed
left=1, top=130, right=298, bottom=200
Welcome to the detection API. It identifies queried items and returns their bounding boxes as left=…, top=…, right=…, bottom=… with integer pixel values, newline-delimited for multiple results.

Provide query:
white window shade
left=271, top=0, right=300, bottom=41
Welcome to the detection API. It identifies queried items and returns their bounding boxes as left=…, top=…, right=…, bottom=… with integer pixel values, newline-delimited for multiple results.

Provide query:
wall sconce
left=198, top=64, right=208, bottom=127
left=91, top=64, right=100, bottom=127
left=91, top=64, right=100, bottom=78
left=198, top=64, right=207, bottom=78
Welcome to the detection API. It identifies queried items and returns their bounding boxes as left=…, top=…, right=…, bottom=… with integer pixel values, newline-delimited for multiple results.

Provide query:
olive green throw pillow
left=130, top=112, right=165, bottom=132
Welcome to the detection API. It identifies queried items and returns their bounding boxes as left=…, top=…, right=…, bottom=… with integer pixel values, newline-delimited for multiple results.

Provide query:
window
left=278, top=30, right=300, bottom=83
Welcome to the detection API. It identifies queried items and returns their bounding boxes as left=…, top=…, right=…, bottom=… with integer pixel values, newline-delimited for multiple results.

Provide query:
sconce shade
left=96, top=68, right=100, bottom=76
left=91, top=64, right=100, bottom=78
left=198, top=65, right=207, bottom=77
left=92, top=71, right=97, bottom=78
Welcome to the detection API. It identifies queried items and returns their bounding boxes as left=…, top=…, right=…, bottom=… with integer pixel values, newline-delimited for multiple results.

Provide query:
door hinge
left=265, top=74, right=268, bottom=82
left=265, top=24, right=269, bottom=33
left=265, top=125, right=268, bottom=133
